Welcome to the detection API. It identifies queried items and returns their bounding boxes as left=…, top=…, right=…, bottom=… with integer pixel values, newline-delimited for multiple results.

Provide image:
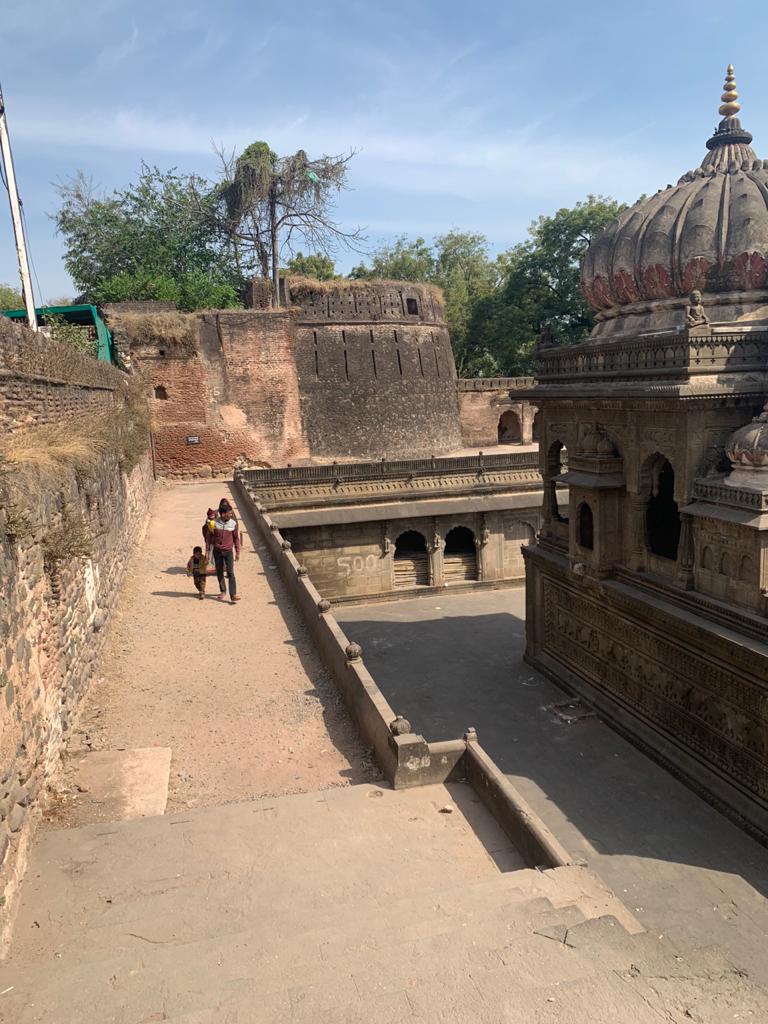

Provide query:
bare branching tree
left=214, top=141, right=365, bottom=304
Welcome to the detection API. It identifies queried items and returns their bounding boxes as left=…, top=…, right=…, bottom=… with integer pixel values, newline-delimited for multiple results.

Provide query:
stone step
left=4, top=897, right=598, bottom=1023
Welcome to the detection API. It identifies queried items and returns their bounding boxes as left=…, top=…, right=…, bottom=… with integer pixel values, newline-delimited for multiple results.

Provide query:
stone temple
left=524, top=64, right=768, bottom=841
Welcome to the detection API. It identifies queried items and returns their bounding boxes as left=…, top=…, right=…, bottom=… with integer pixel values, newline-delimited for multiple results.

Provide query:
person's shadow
left=162, top=567, right=188, bottom=575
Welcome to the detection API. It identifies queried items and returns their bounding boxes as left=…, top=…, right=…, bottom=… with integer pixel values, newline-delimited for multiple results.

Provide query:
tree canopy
left=353, top=196, right=625, bottom=376
left=285, top=252, right=337, bottom=280
left=53, top=144, right=362, bottom=310
left=0, top=283, right=23, bottom=311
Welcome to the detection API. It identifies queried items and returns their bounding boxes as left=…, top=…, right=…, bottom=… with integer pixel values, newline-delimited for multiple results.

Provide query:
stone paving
left=4, top=783, right=765, bottom=1023
left=338, top=587, right=768, bottom=992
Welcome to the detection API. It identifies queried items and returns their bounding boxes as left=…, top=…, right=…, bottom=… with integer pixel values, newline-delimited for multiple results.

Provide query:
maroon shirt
left=203, top=515, right=241, bottom=556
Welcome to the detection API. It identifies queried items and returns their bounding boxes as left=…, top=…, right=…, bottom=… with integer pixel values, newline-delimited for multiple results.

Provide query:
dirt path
left=58, top=480, right=375, bottom=818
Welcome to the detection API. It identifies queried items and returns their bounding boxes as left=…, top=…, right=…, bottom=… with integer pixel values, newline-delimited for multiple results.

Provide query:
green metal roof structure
left=0, top=304, right=115, bottom=363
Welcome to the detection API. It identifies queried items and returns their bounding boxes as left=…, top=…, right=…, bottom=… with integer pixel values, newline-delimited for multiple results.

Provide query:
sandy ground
left=49, top=480, right=376, bottom=823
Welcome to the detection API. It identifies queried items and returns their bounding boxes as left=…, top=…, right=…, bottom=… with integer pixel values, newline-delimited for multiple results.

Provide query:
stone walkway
left=339, top=587, right=768, bottom=991
left=60, top=481, right=374, bottom=820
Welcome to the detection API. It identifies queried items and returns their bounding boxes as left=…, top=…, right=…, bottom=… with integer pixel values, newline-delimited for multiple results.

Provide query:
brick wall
left=124, top=311, right=310, bottom=476
left=0, top=318, right=121, bottom=433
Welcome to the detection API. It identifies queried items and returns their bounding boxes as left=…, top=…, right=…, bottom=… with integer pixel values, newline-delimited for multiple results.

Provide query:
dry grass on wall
left=0, top=373, right=151, bottom=500
left=285, top=276, right=445, bottom=302
left=107, top=311, right=200, bottom=355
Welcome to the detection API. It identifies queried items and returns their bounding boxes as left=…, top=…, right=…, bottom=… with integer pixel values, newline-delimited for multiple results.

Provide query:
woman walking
left=204, top=499, right=241, bottom=603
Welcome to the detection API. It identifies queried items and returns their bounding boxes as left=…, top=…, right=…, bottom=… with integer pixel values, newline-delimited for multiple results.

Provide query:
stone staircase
left=2, top=784, right=766, bottom=1024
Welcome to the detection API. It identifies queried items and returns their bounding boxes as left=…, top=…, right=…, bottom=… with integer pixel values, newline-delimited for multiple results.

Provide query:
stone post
left=429, top=522, right=443, bottom=587
left=677, top=512, right=696, bottom=590
left=629, top=495, right=648, bottom=572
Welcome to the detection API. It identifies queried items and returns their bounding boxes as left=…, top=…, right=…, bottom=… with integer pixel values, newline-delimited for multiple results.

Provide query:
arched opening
left=443, top=526, right=478, bottom=584
left=498, top=410, right=522, bottom=444
left=739, top=554, right=754, bottom=581
left=720, top=551, right=733, bottom=577
left=577, top=502, right=594, bottom=550
left=644, top=455, right=680, bottom=560
left=154, top=385, right=168, bottom=400
left=547, top=441, right=568, bottom=523
left=701, top=545, right=713, bottom=570
left=393, top=530, right=429, bottom=589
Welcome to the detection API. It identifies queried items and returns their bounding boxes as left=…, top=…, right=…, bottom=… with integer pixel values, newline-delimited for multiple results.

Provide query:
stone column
left=677, top=512, right=696, bottom=590
left=429, top=522, right=443, bottom=587
left=629, top=495, right=648, bottom=572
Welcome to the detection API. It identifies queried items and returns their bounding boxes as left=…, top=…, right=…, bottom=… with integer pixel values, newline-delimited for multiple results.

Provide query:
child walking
left=187, top=545, right=208, bottom=600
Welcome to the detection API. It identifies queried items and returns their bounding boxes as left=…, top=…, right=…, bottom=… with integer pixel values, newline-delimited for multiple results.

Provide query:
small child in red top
left=187, top=545, right=208, bottom=600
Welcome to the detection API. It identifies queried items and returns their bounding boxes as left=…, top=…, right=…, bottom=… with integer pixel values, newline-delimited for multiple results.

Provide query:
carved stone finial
left=390, top=715, right=412, bottom=736
left=317, top=598, right=331, bottom=612
left=685, top=290, right=709, bottom=329
left=281, top=539, right=292, bottom=550
left=345, top=641, right=362, bottom=661
left=296, top=564, right=308, bottom=576
left=719, top=63, right=740, bottom=118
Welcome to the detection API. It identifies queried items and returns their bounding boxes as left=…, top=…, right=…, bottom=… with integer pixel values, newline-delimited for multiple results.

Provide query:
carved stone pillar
left=629, top=495, right=648, bottom=571
left=678, top=512, right=696, bottom=590
left=428, top=521, right=443, bottom=587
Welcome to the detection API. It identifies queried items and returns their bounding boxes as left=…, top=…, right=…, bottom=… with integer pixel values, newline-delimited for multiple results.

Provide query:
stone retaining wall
left=0, top=319, right=155, bottom=953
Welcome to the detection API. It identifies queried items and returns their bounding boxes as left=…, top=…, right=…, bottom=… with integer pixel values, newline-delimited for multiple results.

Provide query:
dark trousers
left=193, top=575, right=206, bottom=594
left=214, top=549, right=236, bottom=598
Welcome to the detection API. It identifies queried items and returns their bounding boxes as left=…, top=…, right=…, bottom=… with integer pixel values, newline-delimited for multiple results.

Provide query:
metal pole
left=0, top=85, right=38, bottom=331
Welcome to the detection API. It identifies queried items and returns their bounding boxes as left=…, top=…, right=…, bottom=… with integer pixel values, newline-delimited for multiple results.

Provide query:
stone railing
left=456, top=377, right=535, bottom=391
left=238, top=451, right=539, bottom=489
left=693, top=478, right=768, bottom=512
left=536, top=330, right=768, bottom=383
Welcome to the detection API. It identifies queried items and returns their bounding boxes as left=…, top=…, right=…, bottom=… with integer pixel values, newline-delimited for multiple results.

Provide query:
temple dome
left=725, top=407, right=768, bottom=468
left=581, top=67, right=768, bottom=339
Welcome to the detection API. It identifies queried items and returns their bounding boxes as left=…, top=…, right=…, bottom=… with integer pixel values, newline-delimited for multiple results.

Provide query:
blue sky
left=1, top=0, right=766, bottom=300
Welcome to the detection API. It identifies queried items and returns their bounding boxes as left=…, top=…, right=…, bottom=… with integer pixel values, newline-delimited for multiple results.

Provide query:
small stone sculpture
left=685, top=290, right=709, bottom=329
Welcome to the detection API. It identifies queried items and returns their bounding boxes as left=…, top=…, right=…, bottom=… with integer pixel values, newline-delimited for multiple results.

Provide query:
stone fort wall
left=0, top=320, right=154, bottom=950
left=286, top=280, right=461, bottom=459
left=109, top=281, right=462, bottom=475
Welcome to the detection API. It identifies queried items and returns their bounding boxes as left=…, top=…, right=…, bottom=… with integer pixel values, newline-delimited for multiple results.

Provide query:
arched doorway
left=644, top=455, right=680, bottom=560
left=393, top=530, right=429, bottom=588
left=498, top=410, right=522, bottom=444
left=532, top=411, right=541, bottom=443
left=443, top=526, right=478, bottom=584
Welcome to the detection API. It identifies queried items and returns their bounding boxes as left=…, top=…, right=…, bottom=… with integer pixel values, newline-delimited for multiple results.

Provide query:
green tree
left=0, top=283, right=23, bottom=310
left=217, top=142, right=362, bottom=301
left=350, top=235, right=435, bottom=282
left=351, top=231, right=500, bottom=374
left=286, top=252, right=337, bottom=280
left=53, top=166, right=241, bottom=311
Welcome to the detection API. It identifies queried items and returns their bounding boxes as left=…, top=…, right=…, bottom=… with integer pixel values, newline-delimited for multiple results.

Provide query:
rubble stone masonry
left=0, top=321, right=154, bottom=951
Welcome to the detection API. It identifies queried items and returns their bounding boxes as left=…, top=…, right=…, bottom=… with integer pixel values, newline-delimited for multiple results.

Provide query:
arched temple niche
left=641, top=452, right=681, bottom=561
left=393, top=530, right=429, bottom=589
left=443, top=525, right=478, bottom=584
left=497, top=410, right=522, bottom=444
left=577, top=501, right=594, bottom=550
left=545, top=440, right=569, bottom=525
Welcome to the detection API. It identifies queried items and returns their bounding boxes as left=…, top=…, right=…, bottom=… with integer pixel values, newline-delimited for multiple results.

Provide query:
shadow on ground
left=338, top=593, right=768, bottom=902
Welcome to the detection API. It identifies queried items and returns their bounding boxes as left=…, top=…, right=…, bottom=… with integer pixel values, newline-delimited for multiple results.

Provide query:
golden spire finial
left=719, top=63, right=740, bottom=117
